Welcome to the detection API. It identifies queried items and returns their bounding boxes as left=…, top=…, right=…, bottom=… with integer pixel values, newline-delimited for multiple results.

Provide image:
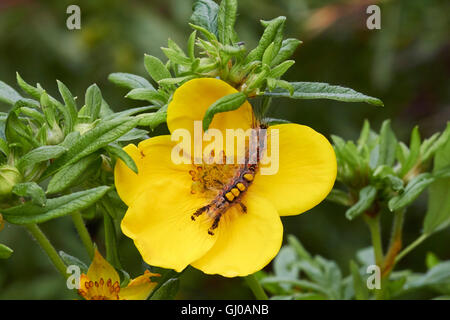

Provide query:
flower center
left=78, top=278, right=121, bottom=300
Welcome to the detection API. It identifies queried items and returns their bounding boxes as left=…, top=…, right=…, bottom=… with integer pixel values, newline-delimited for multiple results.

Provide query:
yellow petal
left=87, top=249, right=120, bottom=284
left=119, top=271, right=160, bottom=300
left=121, top=180, right=218, bottom=273
left=167, top=78, right=254, bottom=136
left=114, top=135, right=192, bottom=206
left=252, top=123, right=337, bottom=216
left=191, top=193, right=283, bottom=277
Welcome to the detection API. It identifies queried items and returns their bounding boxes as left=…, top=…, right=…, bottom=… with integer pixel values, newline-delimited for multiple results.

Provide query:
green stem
left=365, top=214, right=384, bottom=267
left=395, top=233, right=429, bottom=264
left=26, top=224, right=67, bottom=279
left=245, top=274, right=268, bottom=300
left=71, top=212, right=94, bottom=259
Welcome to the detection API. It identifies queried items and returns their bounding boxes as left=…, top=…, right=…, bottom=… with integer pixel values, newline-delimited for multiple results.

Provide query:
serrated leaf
left=2, top=186, right=110, bottom=224
left=108, top=73, right=154, bottom=90
left=264, top=82, right=384, bottom=106
left=388, top=173, right=435, bottom=212
left=345, top=185, right=377, bottom=220
left=12, top=182, right=46, bottom=206
left=202, top=92, right=247, bottom=131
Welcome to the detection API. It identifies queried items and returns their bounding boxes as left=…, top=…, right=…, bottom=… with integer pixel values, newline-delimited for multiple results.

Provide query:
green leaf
left=377, top=120, right=397, bottom=167
left=150, top=278, right=180, bottom=300
left=0, top=81, right=23, bottom=105
left=401, top=125, right=421, bottom=176
left=217, top=0, right=237, bottom=45
left=188, top=31, right=197, bottom=60
left=345, top=185, right=377, bottom=220
left=161, top=47, right=192, bottom=66
left=59, top=251, right=88, bottom=273
left=264, top=82, right=384, bottom=106
left=424, top=136, right=450, bottom=234
left=263, top=118, right=291, bottom=126
left=3, top=186, right=110, bottom=224
left=137, top=110, right=167, bottom=130
left=17, top=146, right=67, bottom=171
left=287, top=235, right=312, bottom=262
left=271, top=39, right=302, bottom=66
left=269, top=60, right=295, bottom=79
left=190, top=0, right=219, bottom=38
left=350, top=260, right=369, bottom=300
left=103, top=106, right=158, bottom=121
left=108, top=72, right=154, bottom=90
left=116, top=128, right=149, bottom=142
left=57, top=80, right=78, bottom=130
left=43, top=117, right=138, bottom=179
left=85, top=84, right=102, bottom=122
left=0, top=244, right=13, bottom=259
left=12, top=182, right=46, bottom=206
left=388, top=173, right=435, bottom=212
left=105, top=144, right=138, bottom=173
left=406, top=261, right=450, bottom=290
left=202, top=92, right=247, bottom=131
left=46, top=153, right=101, bottom=194
left=144, top=54, right=171, bottom=83
left=421, top=122, right=450, bottom=163
left=326, top=189, right=352, bottom=206
left=16, top=73, right=43, bottom=100
left=246, top=16, right=286, bottom=62
left=125, top=88, right=166, bottom=105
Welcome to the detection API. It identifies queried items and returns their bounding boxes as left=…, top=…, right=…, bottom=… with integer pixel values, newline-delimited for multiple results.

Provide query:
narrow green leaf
left=59, top=251, right=88, bottom=273
left=269, top=60, right=295, bottom=79
left=108, top=72, right=154, bottom=90
left=246, top=16, right=286, bottom=62
left=16, top=73, right=43, bottom=100
left=0, top=81, right=23, bottom=105
left=46, top=153, right=101, bottom=194
left=271, top=38, right=302, bottom=66
left=144, top=55, right=171, bottom=83
left=345, top=186, right=377, bottom=220
left=150, top=278, right=180, bottom=300
left=217, top=0, right=237, bottom=44
left=350, top=260, right=369, bottom=300
left=202, top=92, right=247, bottom=131
left=388, top=173, right=435, bottom=211
left=161, top=47, right=192, bottom=66
left=85, top=84, right=102, bottom=122
left=264, top=82, right=384, bottom=106
left=18, top=145, right=67, bottom=171
left=57, top=80, right=78, bottom=130
left=326, top=189, right=352, bottom=206
left=378, top=120, right=397, bottom=167
left=0, top=244, right=13, bottom=259
left=424, top=136, right=450, bottom=233
left=12, top=182, right=46, bottom=206
left=125, top=88, right=166, bottom=104
left=105, top=144, right=138, bottom=173
left=43, top=117, right=139, bottom=179
left=3, top=186, right=110, bottom=224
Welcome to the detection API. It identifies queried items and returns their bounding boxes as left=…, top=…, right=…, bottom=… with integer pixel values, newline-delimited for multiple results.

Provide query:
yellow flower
left=78, top=250, right=160, bottom=300
left=114, top=78, right=337, bottom=277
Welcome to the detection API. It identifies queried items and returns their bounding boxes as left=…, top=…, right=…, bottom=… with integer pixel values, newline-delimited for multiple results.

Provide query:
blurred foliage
left=0, top=0, right=449, bottom=299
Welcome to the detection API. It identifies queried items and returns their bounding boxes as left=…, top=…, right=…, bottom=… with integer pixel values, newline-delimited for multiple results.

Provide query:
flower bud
left=47, top=124, right=64, bottom=145
left=0, top=165, right=22, bottom=198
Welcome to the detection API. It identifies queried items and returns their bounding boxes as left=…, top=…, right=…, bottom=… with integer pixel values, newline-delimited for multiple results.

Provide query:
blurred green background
left=0, top=0, right=449, bottom=299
